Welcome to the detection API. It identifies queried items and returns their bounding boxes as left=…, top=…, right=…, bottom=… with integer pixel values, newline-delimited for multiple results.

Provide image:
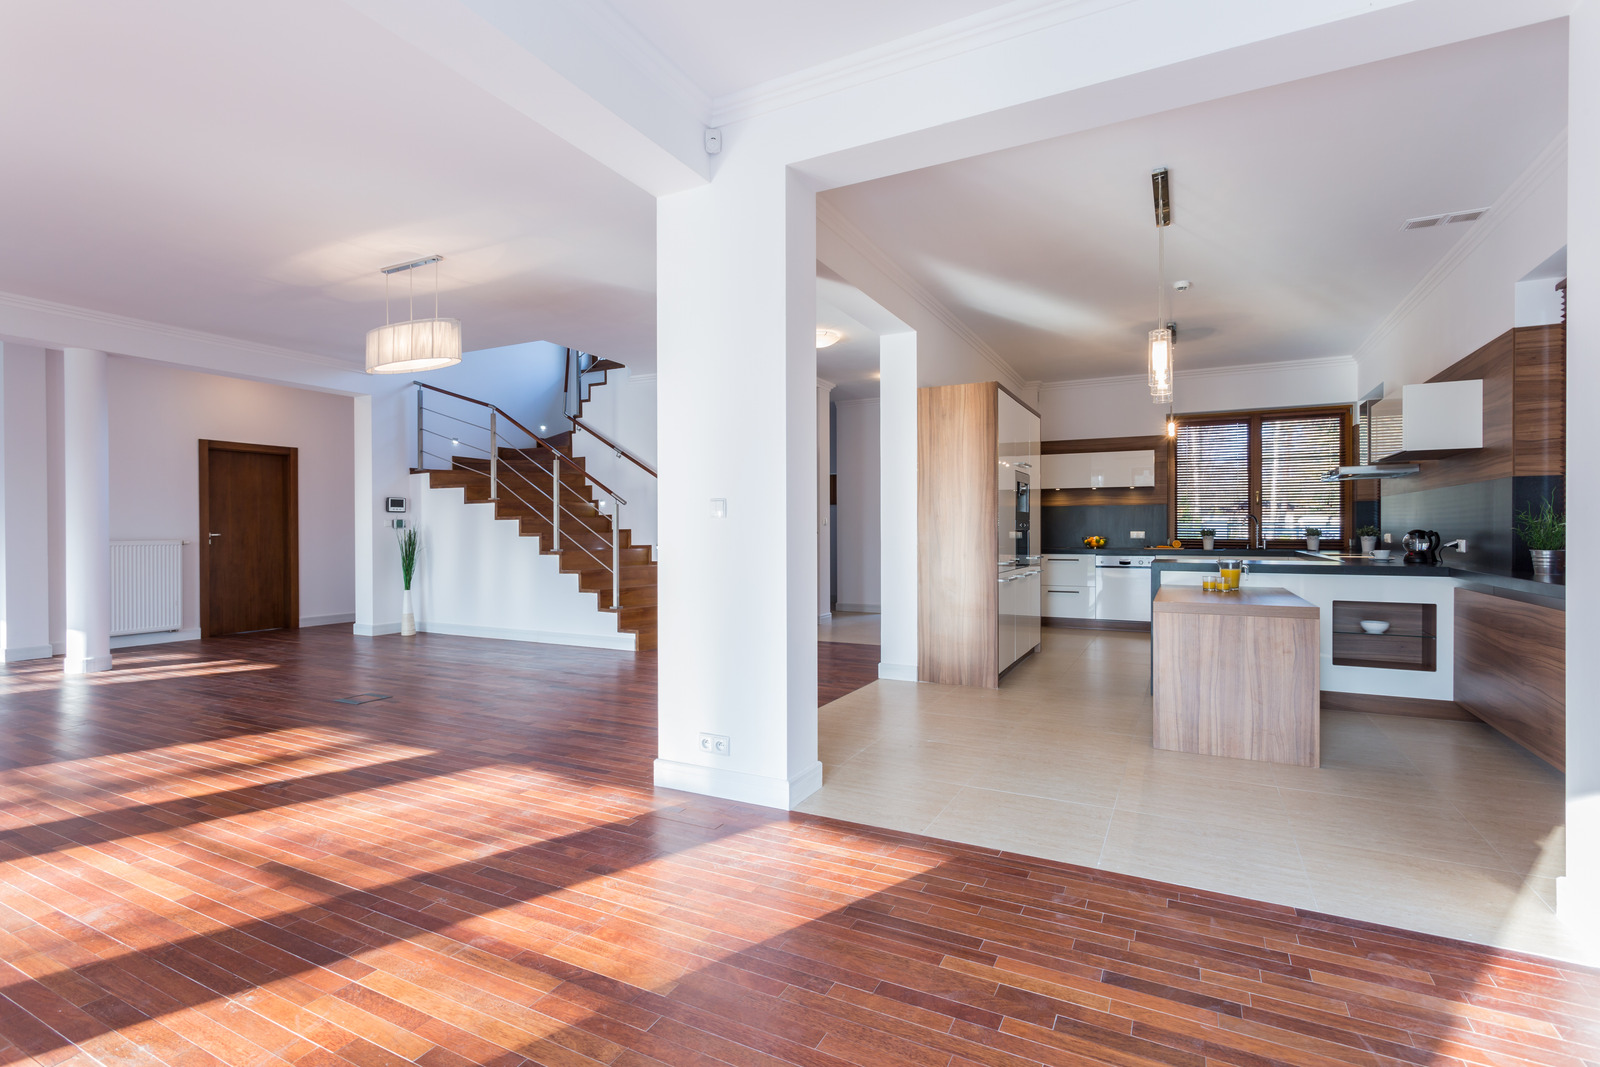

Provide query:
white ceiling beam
left=342, top=0, right=711, bottom=197
left=734, top=0, right=1574, bottom=190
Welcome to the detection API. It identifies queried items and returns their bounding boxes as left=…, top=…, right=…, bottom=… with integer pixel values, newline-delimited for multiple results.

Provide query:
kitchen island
left=1152, top=586, right=1320, bottom=766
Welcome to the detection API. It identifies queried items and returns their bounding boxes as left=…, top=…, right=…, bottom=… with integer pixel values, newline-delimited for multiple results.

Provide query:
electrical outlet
left=1130, top=530, right=1144, bottom=540
left=698, top=732, right=731, bottom=756
left=1384, top=532, right=1392, bottom=544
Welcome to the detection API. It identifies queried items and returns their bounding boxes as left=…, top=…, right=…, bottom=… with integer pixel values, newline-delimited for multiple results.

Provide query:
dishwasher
left=1094, top=555, right=1154, bottom=622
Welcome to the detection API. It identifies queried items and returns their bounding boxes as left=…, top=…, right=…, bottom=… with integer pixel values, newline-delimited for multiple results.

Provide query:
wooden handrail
left=413, top=381, right=629, bottom=504
left=567, top=415, right=657, bottom=478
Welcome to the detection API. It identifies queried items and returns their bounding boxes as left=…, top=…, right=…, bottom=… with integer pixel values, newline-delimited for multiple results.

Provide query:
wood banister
left=566, top=415, right=657, bottom=478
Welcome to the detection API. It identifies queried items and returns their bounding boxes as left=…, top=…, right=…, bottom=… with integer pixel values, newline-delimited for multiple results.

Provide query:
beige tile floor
left=798, top=626, right=1598, bottom=965
left=818, top=611, right=881, bottom=645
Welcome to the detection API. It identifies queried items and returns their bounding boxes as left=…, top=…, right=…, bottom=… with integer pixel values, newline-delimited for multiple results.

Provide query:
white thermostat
left=385, top=496, right=407, bottom=513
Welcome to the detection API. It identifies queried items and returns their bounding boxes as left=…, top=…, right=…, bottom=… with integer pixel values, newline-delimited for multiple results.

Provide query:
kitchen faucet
left=1247, top=513, right=1265, bottom=551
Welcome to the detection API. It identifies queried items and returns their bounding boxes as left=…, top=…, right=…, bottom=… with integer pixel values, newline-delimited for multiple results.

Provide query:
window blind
left=1261, top=415, right=1344, bottom=542
left=1174, top=421, right=1249, bottom=541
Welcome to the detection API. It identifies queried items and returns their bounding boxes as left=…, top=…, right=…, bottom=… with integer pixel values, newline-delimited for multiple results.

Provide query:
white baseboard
left=353, top=622, right=402, bottom=637
left=300, top=613, right=356, bottom=628
left=110, top=628, right=202, bottom=650
left=818, top=612, right=832, bottom=621
left=834, top=603, right=881, bottom=614
left=417, top=621, right=636, bottom=652
left=653, top=757, right=823, bottom=810
left=4, top=644, right=54, bottom=663
left=877, top=662, right=917, bottom=681
left=63, top=654, right=113, bottom=674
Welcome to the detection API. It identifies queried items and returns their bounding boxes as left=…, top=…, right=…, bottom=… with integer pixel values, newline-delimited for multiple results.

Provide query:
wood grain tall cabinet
left=918, top=382, right=1041, bottom=687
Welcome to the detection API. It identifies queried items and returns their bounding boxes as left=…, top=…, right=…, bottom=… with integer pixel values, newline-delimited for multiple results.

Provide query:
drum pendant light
left=366, top=255, right=462, bottom=374
left=1148, top=168, right=1174, bottom=404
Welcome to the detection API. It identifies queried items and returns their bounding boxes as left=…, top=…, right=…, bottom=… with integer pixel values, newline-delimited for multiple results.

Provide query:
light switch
left=1130, top=530, right=1144, bottom=539
left=710, top=498, right=727, bottom=519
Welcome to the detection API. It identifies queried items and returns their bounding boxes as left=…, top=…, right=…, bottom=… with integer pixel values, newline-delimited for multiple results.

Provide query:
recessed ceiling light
left=816, top=328, right=843, bottom=348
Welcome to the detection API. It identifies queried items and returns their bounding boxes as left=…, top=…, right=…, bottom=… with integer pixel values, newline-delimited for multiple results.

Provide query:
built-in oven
left=1013, top=471, right=1030, bottom=564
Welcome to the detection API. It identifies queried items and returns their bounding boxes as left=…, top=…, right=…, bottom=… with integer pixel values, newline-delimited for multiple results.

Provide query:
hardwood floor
left=817, top=642, right=881, bottom=707
left=2, top=628, right=1597, bottom=1067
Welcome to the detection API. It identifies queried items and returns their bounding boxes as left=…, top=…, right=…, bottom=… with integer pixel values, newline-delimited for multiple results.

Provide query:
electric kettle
left=1402, top=529, right=1441, bottom=565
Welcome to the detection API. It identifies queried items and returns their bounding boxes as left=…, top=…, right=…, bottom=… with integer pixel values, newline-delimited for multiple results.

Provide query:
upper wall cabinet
left=1041, top=450, right=1156, bottom=490
left=1374, top=380, right=1485, bottom=462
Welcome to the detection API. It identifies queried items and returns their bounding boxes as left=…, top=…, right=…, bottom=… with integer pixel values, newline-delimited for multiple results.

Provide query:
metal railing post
left=551, top=452, right=561, bottom=551
left=611, top=497, right=621, bottom=608
left=415, top=386, right=424, bottom=470
left=488, top=409, right=499, bottom=500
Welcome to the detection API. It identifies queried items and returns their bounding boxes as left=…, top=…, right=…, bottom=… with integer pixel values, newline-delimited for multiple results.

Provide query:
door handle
left=208, top=532, right=221, bottom=543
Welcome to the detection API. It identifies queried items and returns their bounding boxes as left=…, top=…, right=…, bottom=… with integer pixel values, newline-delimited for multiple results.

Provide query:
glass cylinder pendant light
left=1147, top=167, right=1174, bottom=404
left=366, top=255, right=463, bottom=374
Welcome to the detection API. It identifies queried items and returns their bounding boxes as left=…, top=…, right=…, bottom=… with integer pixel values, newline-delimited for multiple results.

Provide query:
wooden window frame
left=1167, top=404, right=1355, bottom=550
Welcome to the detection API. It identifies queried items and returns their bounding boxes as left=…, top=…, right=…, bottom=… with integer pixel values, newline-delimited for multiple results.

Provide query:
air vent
left=1403, top=208, right=1488, bottom=230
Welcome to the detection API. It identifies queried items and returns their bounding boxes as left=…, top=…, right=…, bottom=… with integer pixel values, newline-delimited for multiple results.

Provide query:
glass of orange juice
left=1217, top=559, right=1242, bottom=591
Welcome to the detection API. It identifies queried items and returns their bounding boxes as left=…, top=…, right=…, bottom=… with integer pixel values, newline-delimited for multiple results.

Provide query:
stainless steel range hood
left=1323, top=386, right=1419, bottom=482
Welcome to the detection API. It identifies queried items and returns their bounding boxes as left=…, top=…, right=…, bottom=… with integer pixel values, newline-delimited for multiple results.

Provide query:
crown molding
left=1037, top=353, right=1357, bottom=392
left=708, top=0, right=1135, bottom=128
left=562, top=0, right=712, bottom=120
left=817, top=200, right=1026, bottom=391
left=817, top=377, right=837, bottom=390
left=1355, top=127, right=1568, bottom=359
left=0, top=288, right=357, bottom=371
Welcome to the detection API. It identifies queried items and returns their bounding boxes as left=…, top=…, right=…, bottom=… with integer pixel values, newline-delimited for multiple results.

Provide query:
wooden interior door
left=199, top=441, right=298, bottom=637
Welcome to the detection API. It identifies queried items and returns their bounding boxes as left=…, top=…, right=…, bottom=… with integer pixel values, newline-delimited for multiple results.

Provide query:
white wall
left=1355, top=134, right=1567, bottom=394
left=1038, top=356, right=1358, bottom=441
left=568, top=370, right=658, bottom=552
left=834, top=398, right=881, bottom=612
left=409, top=473, right=632, bottom=649
left=97, top=357, right=356, bottom=637
left=408, top=340, right=568, bottom=466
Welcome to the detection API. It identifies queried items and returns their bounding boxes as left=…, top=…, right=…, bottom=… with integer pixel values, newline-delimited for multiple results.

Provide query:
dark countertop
left=1148, top=554, right=1564, bottom=608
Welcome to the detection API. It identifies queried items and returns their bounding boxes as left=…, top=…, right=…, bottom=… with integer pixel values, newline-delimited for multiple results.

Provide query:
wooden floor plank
left=0, top=628, right=1596, bottom=1067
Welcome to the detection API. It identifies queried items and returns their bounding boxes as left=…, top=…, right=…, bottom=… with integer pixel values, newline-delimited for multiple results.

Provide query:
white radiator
left=110, top=540, right=184, bottom=636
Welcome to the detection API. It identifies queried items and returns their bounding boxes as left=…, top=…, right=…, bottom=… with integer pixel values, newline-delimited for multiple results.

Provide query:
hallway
left=1, top=629, right=1597, bottom=1066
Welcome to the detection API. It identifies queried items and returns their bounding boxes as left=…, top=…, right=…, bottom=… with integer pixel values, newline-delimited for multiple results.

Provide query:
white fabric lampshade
left=366, top=317, right=462, bottom=374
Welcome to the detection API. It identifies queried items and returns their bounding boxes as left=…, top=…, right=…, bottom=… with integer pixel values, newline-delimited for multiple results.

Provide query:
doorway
left=198, top=440, right=298, bottom=637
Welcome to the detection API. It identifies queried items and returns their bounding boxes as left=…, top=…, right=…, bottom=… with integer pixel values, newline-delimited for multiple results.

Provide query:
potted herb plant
left=1200, top=527, right=1216, bottom=551
left=1305, top=527, right=1322, bottom=552
left=397, top=526, right=419, bottom=636
left=1513, top=495, right=1564, bottom=578
left=1357, top=525, right=1379, bottom=555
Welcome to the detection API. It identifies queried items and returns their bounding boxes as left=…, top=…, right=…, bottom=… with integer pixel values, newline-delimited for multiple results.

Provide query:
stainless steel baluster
left=488, top=409, right=499, bottom=501
left=611, top=496, right=621, bottom=609
left=551, top=452, right=561, bottom=551
left=415, top=386, right=423, bottom=470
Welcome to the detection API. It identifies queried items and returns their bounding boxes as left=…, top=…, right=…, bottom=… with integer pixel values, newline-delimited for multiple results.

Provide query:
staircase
left=413, top=375, right=657, bottom=651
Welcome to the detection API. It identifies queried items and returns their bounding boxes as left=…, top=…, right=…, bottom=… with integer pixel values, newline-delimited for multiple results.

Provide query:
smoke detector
left=1173, top=280, right=1191, bottom=291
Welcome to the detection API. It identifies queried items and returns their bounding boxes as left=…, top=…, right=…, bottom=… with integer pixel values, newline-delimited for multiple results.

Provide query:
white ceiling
left=816, top=268, right=885, bottom=401
left=600, top=0, right=1014, bottom=101
left=820, top=21, right=1569, bottom=384
left=0, top=1, right=656, bottom=369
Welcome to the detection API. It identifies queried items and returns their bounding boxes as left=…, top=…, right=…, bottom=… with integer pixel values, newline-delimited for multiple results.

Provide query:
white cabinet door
left=1095, top=567, right=1152, bottom=622
left=997, top=573, right=1016, bottom=670
left=1043, top=555, right=1092, bottom=587
left=1020, top=570, right=1041, bottom=654
left=1045, top=588, right=1094, bottom=619
left=1042, top=452, right=1091, bottom=488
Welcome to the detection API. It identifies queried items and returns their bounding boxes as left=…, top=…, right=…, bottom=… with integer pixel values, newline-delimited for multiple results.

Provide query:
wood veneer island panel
left=1153, top=586, right=1321, bottom=767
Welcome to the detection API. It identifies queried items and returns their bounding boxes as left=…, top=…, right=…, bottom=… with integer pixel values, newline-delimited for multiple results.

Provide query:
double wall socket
left=699, top=732, right=731, bottom=756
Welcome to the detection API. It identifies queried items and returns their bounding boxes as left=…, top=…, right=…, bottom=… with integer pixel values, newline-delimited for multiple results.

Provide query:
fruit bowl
left=1083, top=536, right=1107, bottom=549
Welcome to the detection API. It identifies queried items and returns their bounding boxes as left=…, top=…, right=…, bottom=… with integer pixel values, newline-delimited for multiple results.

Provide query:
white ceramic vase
left=1360, top=535, right=1377, bottom=554
left=1306, top=536, right=1321, bottom=552
left=401, top=588, right=416, bottom=636
left=1202, top=535, right=1214, bottom=551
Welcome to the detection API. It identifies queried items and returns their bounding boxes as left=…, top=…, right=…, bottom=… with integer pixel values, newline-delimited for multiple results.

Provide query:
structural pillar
left=818, top=378, right=834, bottom=620
left=878, top=331, right=918, bottom=681
left=62, top=348, right=111, bottom=674
left=353, top=387, right=412, bottom=637
left=1562, top=0, right=1600, bottom=940
left=0, top=344, right=51, bottom=661
left=654, top=154, right=821, bottom=808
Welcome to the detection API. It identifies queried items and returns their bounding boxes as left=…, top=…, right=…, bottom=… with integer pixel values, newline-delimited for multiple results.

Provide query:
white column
left=878, top=331, right=918, bottom=681
left=0, top=344, right=52, bottom=661
left=353, top=388, right=412, bottom=637
left=654, top=155, right=821, bottom=808
left=62, top=348, right=111, bottom=674
left=1562, top=0, right=1600, bottom=938
left=818, top=378, right=834, bottom=619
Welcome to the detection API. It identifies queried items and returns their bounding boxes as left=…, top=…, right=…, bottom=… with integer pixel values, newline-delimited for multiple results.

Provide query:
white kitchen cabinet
left=1045, top=588, right=1095, bottom=619
left=1018, top=569, right=1041, bottom=655
left=1041, top=450, right=1156, bottom=490
left=1096, top=566, right=1152, bottom=622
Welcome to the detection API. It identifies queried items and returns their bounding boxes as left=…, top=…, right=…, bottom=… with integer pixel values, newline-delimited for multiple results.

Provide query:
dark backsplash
left=1044, top=504, right=1169, bottom=551
left=1381, top=479, right=1513, bottom=572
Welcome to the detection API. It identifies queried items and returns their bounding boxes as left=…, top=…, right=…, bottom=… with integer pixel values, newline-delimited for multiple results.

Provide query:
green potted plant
left=397, top=526, right=419, bottom=635
left=1305, top=527, right=1322, bottom=552
left=1200, top=527, right=1216, bottom=551
left=1356, top=524, right=1379, bottom=555
left=1513, top=495, right=1564, bottom=578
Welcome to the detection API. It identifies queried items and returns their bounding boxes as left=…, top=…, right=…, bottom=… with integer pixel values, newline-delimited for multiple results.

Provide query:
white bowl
left=1359, top=620, right=1391, bottom=635
left=1370, top=549, right=1392, bottom=560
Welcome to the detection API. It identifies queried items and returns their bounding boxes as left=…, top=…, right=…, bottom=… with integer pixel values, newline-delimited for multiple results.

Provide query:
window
left=1172, top=408, right=1352, bottom=547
